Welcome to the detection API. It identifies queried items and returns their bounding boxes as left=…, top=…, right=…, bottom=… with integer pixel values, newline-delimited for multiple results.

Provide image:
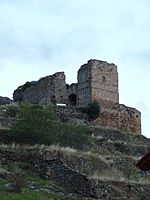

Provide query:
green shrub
left=4, top=105, right=18, bottom=118
left=11, top=104, right=90, bottom=150
left=87, top=101, right=100, bottom=120
left=79, top=101, right=100, bottom=120
left=12, top=104, right=59, bottom=144
left=57, top=124, right=90, bottom=150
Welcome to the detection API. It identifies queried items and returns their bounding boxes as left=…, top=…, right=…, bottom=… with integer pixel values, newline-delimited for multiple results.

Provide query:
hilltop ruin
left=13, top=59, right=141, bottom=134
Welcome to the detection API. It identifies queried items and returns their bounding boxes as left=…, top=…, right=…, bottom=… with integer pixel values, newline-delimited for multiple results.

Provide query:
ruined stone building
left=13, top=59, right=141, bottom=134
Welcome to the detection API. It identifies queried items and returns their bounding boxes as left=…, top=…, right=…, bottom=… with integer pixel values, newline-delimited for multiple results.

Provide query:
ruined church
left=13, top=59, right=141, bottom=134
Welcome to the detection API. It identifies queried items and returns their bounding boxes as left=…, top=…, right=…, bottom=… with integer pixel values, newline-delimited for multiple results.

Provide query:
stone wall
left=37, top=151, right=118, bottom=199
left=36, top=72, right=67, bottom=104
left=77, top=62, right=91, bottom=107
left=55, top=106, right=88, bottom=124
left=93, top=103, right=141, bottom=134
left=23, top=85, right=38, bottom=104
left=0, top=147, right=120, bottom=199
left=119, top=104, right=141, bottom=133
left=90, top=60, right=119, bottom=103
left=13, top=72, right=67, bottom=104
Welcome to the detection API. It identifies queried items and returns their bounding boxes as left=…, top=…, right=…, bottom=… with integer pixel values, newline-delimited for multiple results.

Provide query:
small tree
left=87, top=101, right=100, bottom=120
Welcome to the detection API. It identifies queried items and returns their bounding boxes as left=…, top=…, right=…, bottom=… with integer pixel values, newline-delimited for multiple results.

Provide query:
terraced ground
left=0, top=104, right=150, bottom=199
left=0, top=126, right=150, bottom=200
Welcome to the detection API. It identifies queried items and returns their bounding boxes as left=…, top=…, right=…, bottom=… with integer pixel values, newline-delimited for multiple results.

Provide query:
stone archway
left=68, top=93, right=76, bottom=106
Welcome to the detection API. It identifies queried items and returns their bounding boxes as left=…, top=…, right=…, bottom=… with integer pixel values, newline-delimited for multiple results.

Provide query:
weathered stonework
left=77, top=60, right=119, bottom=107
left=93, top=103, right=141, bottom=134
left=13, top=72, right=67, bottom=104
left=13, top=59, right=141, bottom=134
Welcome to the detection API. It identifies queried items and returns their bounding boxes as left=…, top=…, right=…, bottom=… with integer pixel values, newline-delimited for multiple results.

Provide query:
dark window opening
left=102, top=76, right=106, bottom=82
left=66, top=84, right=69, bottom=89
left=68, top=93, right=76, bottom=106
left=51, top=95, right=56, bottom=104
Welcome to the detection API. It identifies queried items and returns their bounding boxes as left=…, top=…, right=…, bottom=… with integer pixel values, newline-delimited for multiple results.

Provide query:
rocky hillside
left=0, top=104, right=149, bottom=199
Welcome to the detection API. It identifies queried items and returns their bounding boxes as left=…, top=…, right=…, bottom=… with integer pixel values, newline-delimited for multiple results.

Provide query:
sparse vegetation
left=11, top=104, right=90, bottom=150
left=11, top=104, right=58, bottom=144
left=0, top=177, right=69, bottom=200
left=0, top=103, right=149, bottom=199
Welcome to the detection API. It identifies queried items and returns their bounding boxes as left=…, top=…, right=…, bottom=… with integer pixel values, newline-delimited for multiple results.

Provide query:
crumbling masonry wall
left=77, top=63, right=91, bottom=107
left=13, top=72, right=67, bottom=104
left=93, top=102, right=141, bottom=134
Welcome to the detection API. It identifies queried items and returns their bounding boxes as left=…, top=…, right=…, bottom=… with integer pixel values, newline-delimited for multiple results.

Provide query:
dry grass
left=0, top=144, right=149, bottom=185
left=89, top=167, right=150, bottom=186
left=89, top=167, right=125, bottom=182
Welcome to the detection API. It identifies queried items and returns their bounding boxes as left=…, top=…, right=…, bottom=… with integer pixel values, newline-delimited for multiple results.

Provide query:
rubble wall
left=94, top=103, right=141, bottom=134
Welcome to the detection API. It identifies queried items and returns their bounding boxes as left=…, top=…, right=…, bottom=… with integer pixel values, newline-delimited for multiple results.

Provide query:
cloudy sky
left=0, top=0, right=150, bottom=138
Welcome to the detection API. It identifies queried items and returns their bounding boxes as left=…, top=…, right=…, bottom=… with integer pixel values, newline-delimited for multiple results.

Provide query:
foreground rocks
left=36, top=157, right=119, bottom=199
left=0, top=146, right=150, bottom=199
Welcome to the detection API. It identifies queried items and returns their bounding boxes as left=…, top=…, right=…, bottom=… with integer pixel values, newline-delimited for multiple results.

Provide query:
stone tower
left=77, top=59, right=119, bottom=107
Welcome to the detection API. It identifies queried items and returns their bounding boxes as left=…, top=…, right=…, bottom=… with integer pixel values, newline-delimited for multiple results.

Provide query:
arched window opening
left=102, top=76, right=106, bottom=82
left=68, top=93, right=76, bottom=106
